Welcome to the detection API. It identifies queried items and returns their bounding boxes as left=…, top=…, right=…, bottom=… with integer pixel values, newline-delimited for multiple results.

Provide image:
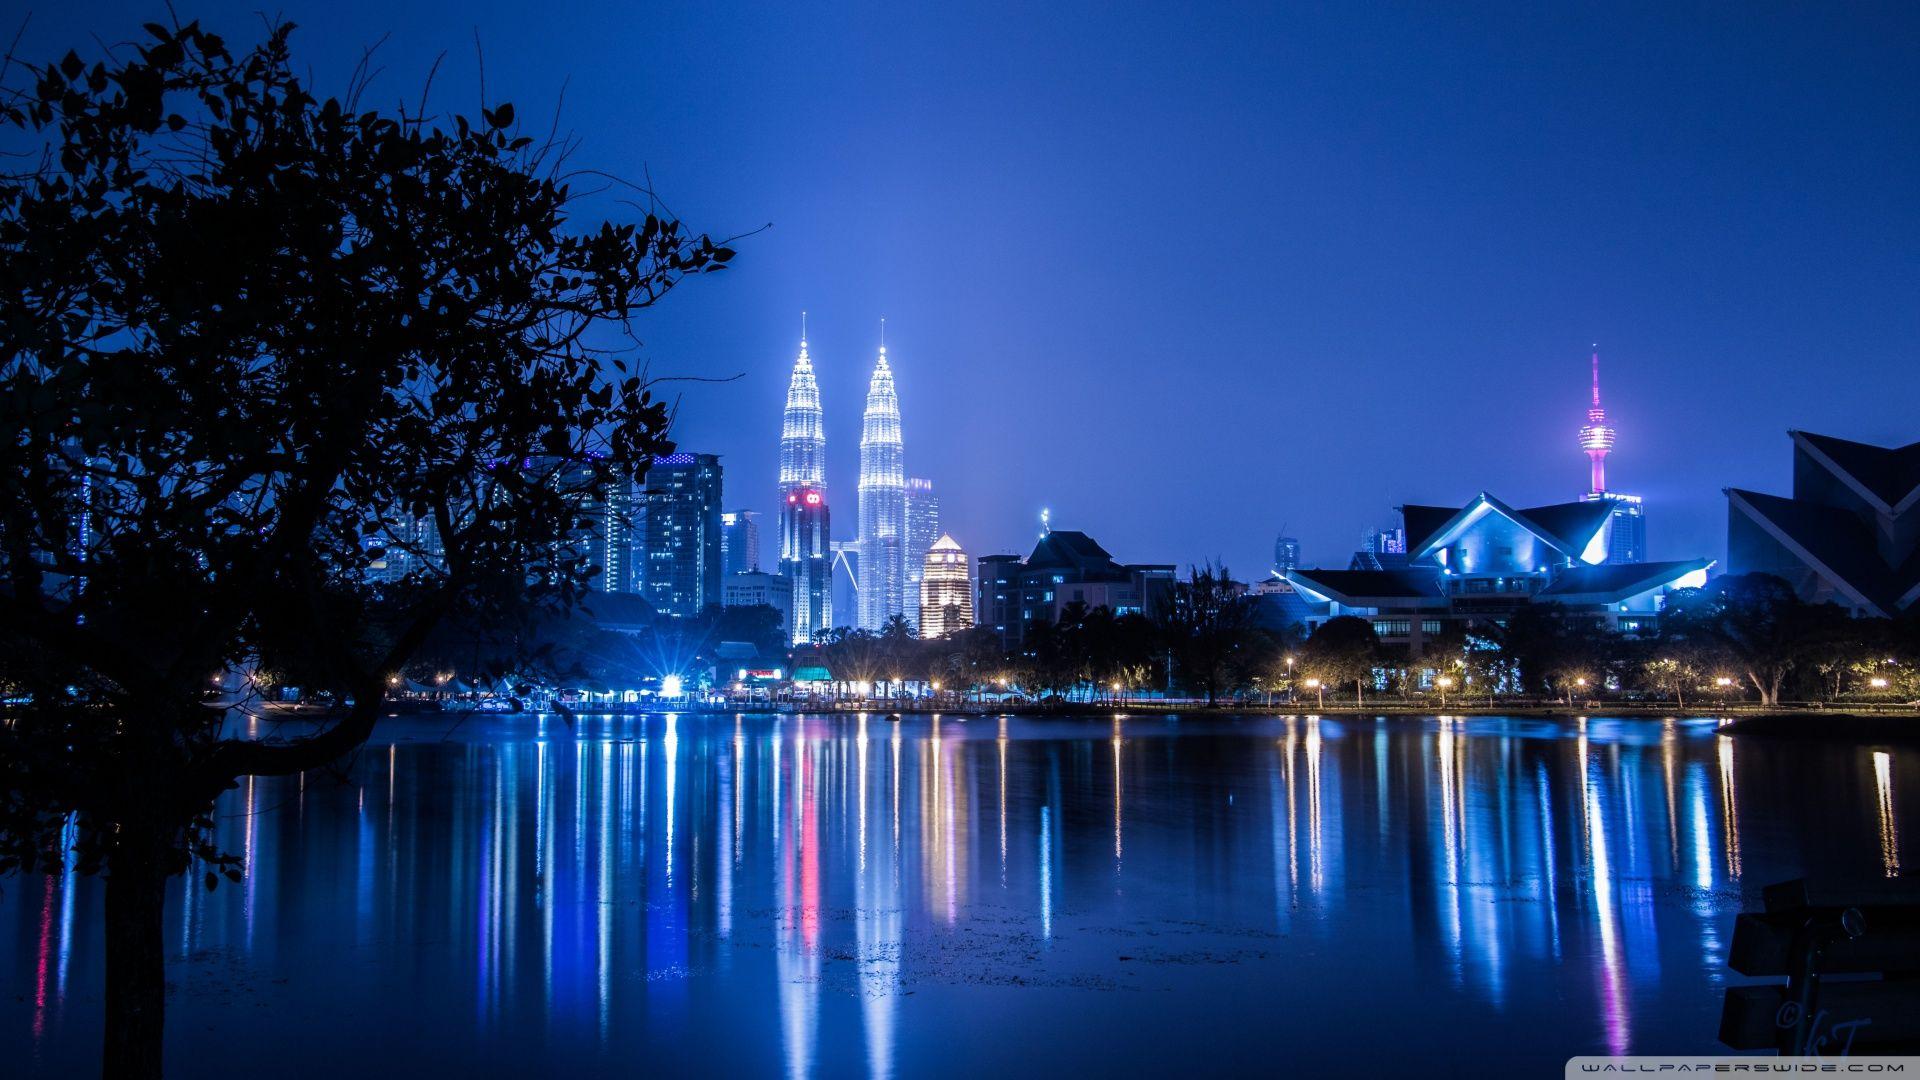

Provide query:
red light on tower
left=805, top=491, right=821, bottom=506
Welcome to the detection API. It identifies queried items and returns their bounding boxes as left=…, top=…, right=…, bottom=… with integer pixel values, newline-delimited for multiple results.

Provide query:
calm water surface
left=3, top=712, right=1912, bottom=1076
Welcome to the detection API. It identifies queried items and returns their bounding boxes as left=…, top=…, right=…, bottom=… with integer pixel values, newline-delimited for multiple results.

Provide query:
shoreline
left=232, top=699, right=1920, bottom=740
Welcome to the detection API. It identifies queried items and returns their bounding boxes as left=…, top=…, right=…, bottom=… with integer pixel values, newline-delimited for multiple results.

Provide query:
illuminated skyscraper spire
left=857, top=325, right=907, bottom=630
left=1578, top=345, right=1616, bottom=494
left=779, top=314, right=831, bottom=642
left=779, top=313, right=825, bottom=491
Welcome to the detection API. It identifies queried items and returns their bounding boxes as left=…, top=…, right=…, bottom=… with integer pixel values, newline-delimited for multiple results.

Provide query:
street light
left=1870, top=677, right=1889, bottom=689
left=1436, top=675, right=1455, bottom=707
left=1305, top=677, right=1323, bottom=709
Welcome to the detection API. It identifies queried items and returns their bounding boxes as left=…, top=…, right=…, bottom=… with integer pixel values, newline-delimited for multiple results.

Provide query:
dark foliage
left=0, top=18, right=728, bottom=1072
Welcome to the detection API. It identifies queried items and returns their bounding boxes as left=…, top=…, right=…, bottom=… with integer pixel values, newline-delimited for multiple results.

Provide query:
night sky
left=33, top=2, right=1920, bottom=575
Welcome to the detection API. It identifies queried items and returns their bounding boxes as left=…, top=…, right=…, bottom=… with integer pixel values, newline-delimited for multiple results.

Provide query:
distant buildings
left=722, top=569, right=793, bottom=640
left=778, top=328, right=833, bottom=643
left=1273, top=533, right=1301, bottom=574
left=1285, top=492, right=1711, bottom=653
left=904, top=477, right=939, bottom=631
left=1349, top=526, right=1407, bottom=570
left=857, top=339, right=908, bottom=631
left=720, top=509, right=760, bottom=577
left=977, top=530, right=1175, bottom=649
left=918, top=533, right=973, bottom=638
left=1726, top=430, right=1920, bottom=617
left=639, top=452, right=722, bottom=618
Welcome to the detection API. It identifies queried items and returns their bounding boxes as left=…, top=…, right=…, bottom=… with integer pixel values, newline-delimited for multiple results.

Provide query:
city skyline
left=33, top=0, right=1920, bottom=584
left=59, top=1, right=1913, bottom=586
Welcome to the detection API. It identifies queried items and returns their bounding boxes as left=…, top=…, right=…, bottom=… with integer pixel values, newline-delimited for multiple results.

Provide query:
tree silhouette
left=1155, top=564, right=1257, bottom=706
left=0, top=19, right=729, bottom=1074
left=1663, top=573, right=1850, bottom=706
left=1299, top=615, right=1380, bottom=704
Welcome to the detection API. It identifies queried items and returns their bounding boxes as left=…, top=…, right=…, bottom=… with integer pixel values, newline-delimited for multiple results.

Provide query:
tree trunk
left=104, top=826, right=169, bottom=1079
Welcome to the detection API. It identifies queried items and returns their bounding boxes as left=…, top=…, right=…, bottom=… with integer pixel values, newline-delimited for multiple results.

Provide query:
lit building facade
left=639, top=452, right=722, bottom=617
left=1285, top=492, right=1711, bottom=653
left=720, top=509, right=761, bottom=577
left=917, top=533, right=973, bottom=638
left=1726, top=430, right=1920, bottom=617
left=778, top=326, right=833, bottom=642
left=904, top=477, right=939, bottom=631
left=526, top=455, right=637, bottom=594
left=856, top=341, right=907, bottom=630
left=976, top=529, right=1175, bottom=650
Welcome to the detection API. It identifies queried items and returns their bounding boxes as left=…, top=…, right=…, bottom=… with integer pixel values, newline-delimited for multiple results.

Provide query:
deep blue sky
left=35, top=2, right=1920, bottom=574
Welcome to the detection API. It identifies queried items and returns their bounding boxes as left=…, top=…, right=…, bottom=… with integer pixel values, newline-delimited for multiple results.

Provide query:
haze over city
left=20, top=1, right=1919, bottom=572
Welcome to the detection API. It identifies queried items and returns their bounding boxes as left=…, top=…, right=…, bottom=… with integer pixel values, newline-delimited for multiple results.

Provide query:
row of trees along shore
left=812, top=569, right=1920, bottom=710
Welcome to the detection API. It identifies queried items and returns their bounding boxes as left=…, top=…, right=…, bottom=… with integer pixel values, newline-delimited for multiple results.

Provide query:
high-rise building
left=721, top=509, right=761, bottom=577
left=639, top=452, right=722, bottom=617
left=1273, top=533, right=1301, bottom=574
left=603, top=473, right=640, bottom=594
left=530, top=455, right=636, bottom=593
left=1577, top=347, right=1646, bottom=564
left=904, top=477, right=939, bottom=631
left=778, top=322, right=833, bottom=643
left=856, top=336, right=907, bottom=630
left=918, top=533, right=974, bottom=638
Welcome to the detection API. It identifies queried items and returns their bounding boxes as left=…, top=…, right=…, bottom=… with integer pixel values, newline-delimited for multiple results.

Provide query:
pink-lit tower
left=1578, top=346, right=1616, bottom=495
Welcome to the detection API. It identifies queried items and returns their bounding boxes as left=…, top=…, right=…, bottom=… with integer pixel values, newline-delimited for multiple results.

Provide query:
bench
left=1720, top=878, right=1920, bottom=1055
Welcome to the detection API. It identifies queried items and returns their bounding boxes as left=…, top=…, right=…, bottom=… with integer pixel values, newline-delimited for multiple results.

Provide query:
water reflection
left=3, top=714, right=1912, bottom=1077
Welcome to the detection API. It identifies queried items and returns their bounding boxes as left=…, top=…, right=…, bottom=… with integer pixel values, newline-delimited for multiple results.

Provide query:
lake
left=3, top=712, right=1910, bottom=1076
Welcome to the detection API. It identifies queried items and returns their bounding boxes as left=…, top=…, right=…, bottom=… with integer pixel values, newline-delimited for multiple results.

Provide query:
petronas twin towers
left=778, top=317, right=929, bottom=642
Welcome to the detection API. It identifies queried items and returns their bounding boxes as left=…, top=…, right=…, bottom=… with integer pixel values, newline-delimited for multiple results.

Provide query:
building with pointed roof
left=1284, top=491, right=1710, bottom=653
left=918, top=533, right=974, bottom=638
left=777, top=319, right=832, bottom=643
left=856, top=335, right=908, bottom=630
left=1726, top=430, right=1920, bottom=617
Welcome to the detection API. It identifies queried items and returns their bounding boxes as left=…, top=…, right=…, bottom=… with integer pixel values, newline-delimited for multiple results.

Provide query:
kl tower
left=1577, top=346, right=1644, bottom=564
left=1578, top=346, right=1616, bottom=495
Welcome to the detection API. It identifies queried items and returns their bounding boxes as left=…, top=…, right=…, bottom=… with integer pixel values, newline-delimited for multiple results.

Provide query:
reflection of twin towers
left=779, top=315, right=936, bottom=642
